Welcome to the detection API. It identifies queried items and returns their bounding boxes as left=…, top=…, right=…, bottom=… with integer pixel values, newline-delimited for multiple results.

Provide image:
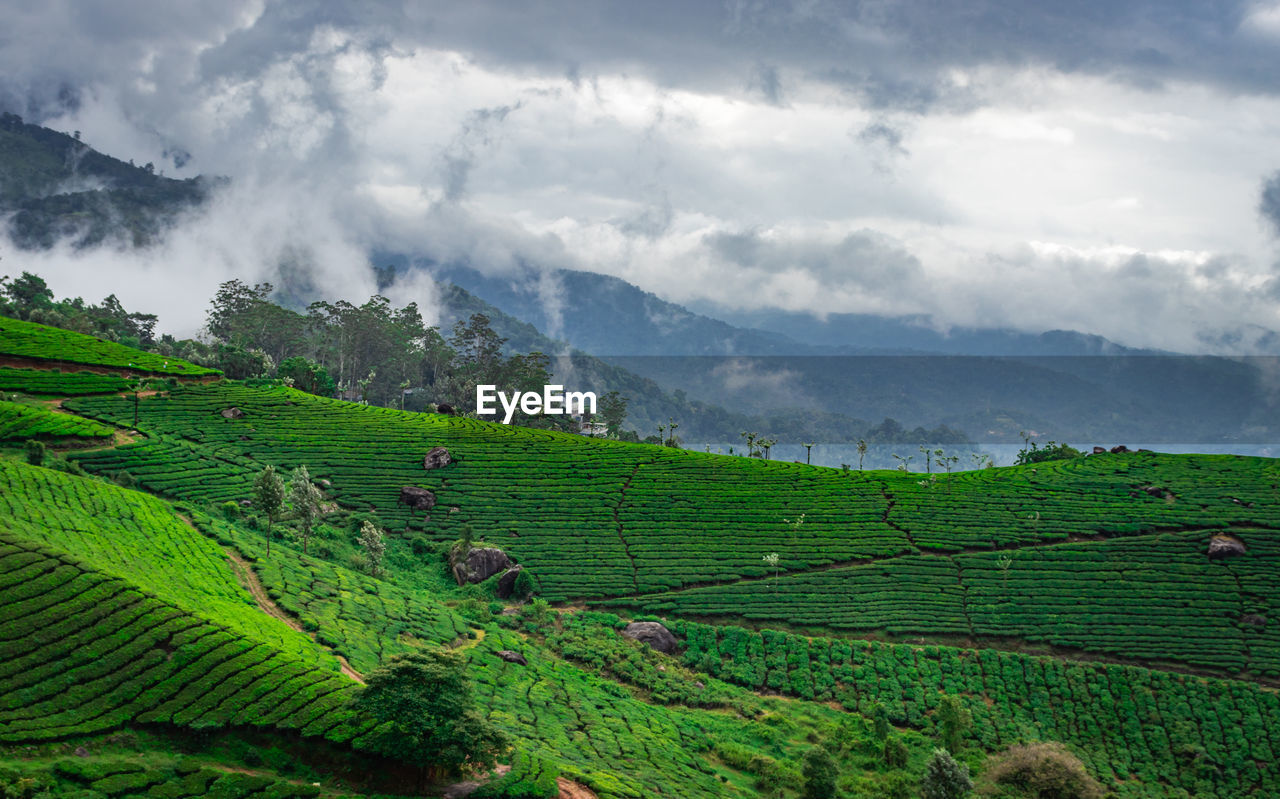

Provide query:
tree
left=937, top=694, right=971, bottom=752
left=873, top=701, right=891, bottom=741
left=802, top=746, right=838, bottom=799
left=289, top=465, right=323, bottom=555
left=359, top=520, right=386, bottom=577
left=351, top=647, right=509, bottom=786
left=922, top=748, right=972, bottom=799
left=858, top=438, right=868, bottom=470
left=599, top=391, right=628, bottom=437
left=278, top=356, right=336, bottom=396
left=884, top=735, right=909, bottom=768
left=252, top=465, right=285, bottom=558
left=24, top=440, right=45, bottom=467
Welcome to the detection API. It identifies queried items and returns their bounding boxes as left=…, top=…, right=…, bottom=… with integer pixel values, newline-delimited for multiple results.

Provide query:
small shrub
left=24, top=440, right=45, bottom=466
left=978, top=742, right=1104, bottom=799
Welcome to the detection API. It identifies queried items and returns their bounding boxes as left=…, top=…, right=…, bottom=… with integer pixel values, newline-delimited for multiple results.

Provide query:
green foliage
left=352, top=646, right=509, bottom=777
left=923, top=748, right=973, bottom=799
left=23, top=439, right=45, bottom=465
left=1015, top=441, right=1084, bottom=466
left=252, top=465, right=286, bottom=556
left=473, top=751, right=560, bottom=798
left=1, top=399, right=114, bottom=442
left=978, top=742, right=1104, bottom=799
left=288, top=465, right=322, bottom=554
left=278, top=356, right=336, bottom=397
left=938, top=694, right=971, bottom=753
left=0, top=316, right=215, bottom=375
left=0, top=367, right=133, bottom=395
left=801, top=746, right=838, bottom=799
left=884, top=736, right=910, bottom=769
left=358, top=520, right=386, bottom=577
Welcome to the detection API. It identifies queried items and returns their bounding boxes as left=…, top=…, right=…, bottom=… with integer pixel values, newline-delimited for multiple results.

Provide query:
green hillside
left=0, top=316, right=218, bottom=376
left=0, top=399, right=115, bottom=441
left=3, top=337, right=1280, bottom=797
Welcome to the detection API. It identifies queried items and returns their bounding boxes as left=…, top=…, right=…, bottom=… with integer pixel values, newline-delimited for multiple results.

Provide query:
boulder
left=1242, top=614, right=1267, bottom=628
left=496, top=565, right=524, bottom=599
left=496, top=650, right=527, bottom=666
left=1110, top=445, right=1129, bottom=454
left=399, top=486, right=437, bottom=511
left=1092, top=446, right=1107, bottom=454
left=1208, top=534, right=1247, bottom=560
left=423, top=446, right=452, bottom=470
left=452, top=546, right=511, bottom=585
left=436, top=403, right=455, bottom=415
left=221, top=407, right=244, bottom=419
left=621, top=621, right=678, bottom=654
left=316, top=478, right=332, bottom=489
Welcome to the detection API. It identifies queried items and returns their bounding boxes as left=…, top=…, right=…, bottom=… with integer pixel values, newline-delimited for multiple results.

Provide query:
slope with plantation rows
left=0, top=315, right=218, bottom=376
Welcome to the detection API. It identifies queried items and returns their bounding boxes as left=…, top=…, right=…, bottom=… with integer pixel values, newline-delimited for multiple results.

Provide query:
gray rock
left=1092, top=446, right=1107, bottom=454
left=317, top=478, right=332, bottom=489
left=496, top=650, right=527, bottom=665
left=451, top=546, right=511, bottom=585
left=399, top=486, right=436, bottom=511
left=496, top=565, right=524, bottom=599
left=423, top=446, right=452, bottom=470
left=1208, top=535, right=1247, bottom=559
left=1242, top=613, right=1267, bottom=627
left=1110, top=445, right=1129, bottom=454
left=221, top=407, right=244, bottom=419
left=621, top=621, right=679, bottom=654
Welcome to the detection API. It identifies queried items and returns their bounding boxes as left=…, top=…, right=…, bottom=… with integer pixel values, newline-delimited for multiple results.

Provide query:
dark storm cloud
left=1262, top=172, right=1280, bottom=237
left=5, top=1, right=1276, bottom=125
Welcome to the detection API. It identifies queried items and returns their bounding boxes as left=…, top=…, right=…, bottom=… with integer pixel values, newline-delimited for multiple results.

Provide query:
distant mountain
left=0, top=112, right=215, bottom=249
left=692, top=305, right=1150, bottom=356
left=376, top=256, right=815, bottom=356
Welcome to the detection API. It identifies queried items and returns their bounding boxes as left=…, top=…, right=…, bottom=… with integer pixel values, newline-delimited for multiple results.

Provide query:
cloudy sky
left=3, top=0, right=1280, bottom=351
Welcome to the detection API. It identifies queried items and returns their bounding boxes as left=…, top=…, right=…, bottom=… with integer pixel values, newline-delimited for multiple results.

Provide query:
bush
left=978, top=742, right=1104, bottom=799
left=802, top=746, right=838, bottom=799
left=923, top=748, right=972, bottom=799
left=24, top=440, right=45, bottom=466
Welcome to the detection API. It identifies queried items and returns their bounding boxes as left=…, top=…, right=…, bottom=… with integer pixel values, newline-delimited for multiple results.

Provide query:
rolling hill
left=3, top=324, right=1280, bottom=797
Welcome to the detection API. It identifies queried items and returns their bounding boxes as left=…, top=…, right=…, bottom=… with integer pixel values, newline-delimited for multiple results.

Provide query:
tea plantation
left=0, top=316, right=217, bottom=376
left=0, top=398, right=115, bottom=441
left=4, top=354, right=1280, bottom=797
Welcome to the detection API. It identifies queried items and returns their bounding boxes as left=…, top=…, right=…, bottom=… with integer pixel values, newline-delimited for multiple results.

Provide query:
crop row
left=64, top=384, right=1280, bottom=604
left=667, top=617, right=1280, bottom=798
left=0, top=459, right=338, bottom=668
left=0, top=366, right=134, bottom=395
left=629, top=528, right=1280, bottom=677
left=3, top=756, right=322, bottom=798
left=0, top=316, right=217, bottom=375
left=196, top=512, right=472, bottom=674
left=0, top=399, right=115, bottom=441
left=0, top=534, right=368, bottom=745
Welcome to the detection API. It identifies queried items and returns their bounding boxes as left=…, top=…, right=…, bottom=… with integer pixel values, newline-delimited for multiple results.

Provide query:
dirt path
left=555, top=778, right=598, bottom=799
left=224, top=548, right=365, bottom=684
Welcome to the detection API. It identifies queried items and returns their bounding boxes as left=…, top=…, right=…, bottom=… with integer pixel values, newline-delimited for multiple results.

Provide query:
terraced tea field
left=668, top=617, right=1280, bottom=798
left=0, top=316, right=217, bottom=376
left=0, top=398, right=115, bottom=441
left=5, top=350, right=1280, bottom=798
left=0, top=366, right=134, bottom=395
left=628, top=527, right=1280, bottom=677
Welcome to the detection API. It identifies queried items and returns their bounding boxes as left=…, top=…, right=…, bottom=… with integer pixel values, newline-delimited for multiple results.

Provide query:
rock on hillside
left=621, top=621, right=678, bottom=654
left=423, top=446, right=452, bottom=469
left=452, top=546, right=511, bottom=585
